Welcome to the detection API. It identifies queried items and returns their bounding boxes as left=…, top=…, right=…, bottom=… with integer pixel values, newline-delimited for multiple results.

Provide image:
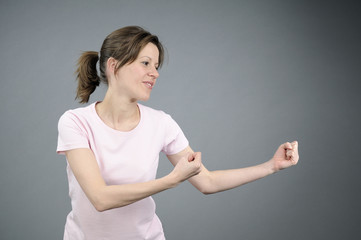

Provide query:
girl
left=57, top=26, right=299, bottom=240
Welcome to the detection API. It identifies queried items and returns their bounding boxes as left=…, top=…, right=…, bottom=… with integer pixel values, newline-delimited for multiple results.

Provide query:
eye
left=142, top=61, right=149, bottom=66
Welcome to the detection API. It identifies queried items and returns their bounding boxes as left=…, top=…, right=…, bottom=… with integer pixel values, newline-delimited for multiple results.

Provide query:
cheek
left=116, top=64, right=145, bottom=85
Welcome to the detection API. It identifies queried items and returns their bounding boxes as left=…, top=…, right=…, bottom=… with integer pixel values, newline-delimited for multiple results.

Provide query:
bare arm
left=167, top=141, right=299, bottom=194
left=65, top=148, right=202, bottom=212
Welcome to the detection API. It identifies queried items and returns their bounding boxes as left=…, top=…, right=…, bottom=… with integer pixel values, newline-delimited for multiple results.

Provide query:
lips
left=143, top=81, right=154, bottom=89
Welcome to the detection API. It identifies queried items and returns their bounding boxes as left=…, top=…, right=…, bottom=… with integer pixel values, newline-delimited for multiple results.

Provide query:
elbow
left=85, top=186, right=129, bottom=212
left=90, top=193, right=114, bottom=212
left=193, top=175, right=217, bottom=195
left=91, top=194, right=129, bottom=212
left=94, top=204, right=106, bottom=212
left=201, top=189, right=215, bottom=195
left=198, top=184, right=215, bottom=195
left=92, top=197, right=109, bottom=212
left=201, top=190, right=211, bottom=195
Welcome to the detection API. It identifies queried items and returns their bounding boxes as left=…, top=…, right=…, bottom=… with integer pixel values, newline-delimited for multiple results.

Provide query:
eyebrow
left=139, top=56, right=159, bottom=65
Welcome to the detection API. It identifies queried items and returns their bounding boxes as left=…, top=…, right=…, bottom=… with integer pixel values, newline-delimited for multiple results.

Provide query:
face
left=109, top=43, right=160, bottom=102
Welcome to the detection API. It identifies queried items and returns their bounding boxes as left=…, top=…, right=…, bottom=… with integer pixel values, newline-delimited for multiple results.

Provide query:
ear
left=106, top=57, right=118, bottom=76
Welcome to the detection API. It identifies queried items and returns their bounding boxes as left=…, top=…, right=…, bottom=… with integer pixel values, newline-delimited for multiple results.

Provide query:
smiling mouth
left=143, top=81, right=154, bottom=89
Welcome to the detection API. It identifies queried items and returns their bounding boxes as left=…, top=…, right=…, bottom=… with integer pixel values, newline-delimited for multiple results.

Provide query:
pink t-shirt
left=57, top=102, right=189, bottom=240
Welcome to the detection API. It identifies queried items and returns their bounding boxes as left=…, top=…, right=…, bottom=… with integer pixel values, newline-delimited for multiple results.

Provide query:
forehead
left=138, top=43, right=159, bottom=62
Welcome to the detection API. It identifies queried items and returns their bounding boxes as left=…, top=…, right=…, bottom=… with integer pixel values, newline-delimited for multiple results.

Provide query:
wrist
left=164, top=172, right=180, bottom=188
left=262, top=160, right=277, bottom=175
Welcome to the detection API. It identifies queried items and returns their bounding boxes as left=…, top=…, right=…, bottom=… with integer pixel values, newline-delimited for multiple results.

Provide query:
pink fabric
left=57, top=102, right=188, bottom=240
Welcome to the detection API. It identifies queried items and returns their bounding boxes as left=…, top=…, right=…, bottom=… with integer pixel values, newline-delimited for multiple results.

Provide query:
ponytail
left=75, top=51, right=100, bottom=103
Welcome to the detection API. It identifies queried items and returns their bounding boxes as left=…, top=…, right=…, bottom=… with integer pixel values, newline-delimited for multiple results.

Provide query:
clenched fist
left=270, top=141, right=299, bottom=172
left=171, top=152, right=202, bottom=183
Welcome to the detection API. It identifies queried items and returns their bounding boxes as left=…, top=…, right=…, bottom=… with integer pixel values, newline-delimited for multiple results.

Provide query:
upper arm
left=65, top=148, right=106, bottom=208
left=167, top=146, right=211, bottom=193
left=57, top=111, right=90, bottom=154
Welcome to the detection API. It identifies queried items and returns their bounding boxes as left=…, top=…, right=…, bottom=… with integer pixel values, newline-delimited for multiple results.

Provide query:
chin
left=138, top=94, right=151, bottom=102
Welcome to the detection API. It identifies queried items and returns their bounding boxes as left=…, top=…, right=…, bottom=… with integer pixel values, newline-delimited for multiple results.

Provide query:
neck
left=95, top=89, right=140, bottom=131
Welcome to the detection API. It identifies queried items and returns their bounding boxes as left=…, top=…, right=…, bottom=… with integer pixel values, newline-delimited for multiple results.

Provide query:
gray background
left=1, top=0, right=360, bottom=239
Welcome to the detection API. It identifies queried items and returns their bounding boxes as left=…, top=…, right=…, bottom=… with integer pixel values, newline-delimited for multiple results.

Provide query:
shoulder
left=138, top=104, right=179, bottom=132
left=139, top=103, right=171, bottom=120
left=139, top=104, right=182, bottom=131
left=58, top=102, right=96, bottom=127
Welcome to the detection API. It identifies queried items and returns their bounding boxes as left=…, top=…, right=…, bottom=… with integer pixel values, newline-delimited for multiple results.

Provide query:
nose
left=149, top=67, right=159, bottom=79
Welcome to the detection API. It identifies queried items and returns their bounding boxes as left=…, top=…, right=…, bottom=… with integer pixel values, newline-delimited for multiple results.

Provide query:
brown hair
left=75, top=26, right=164, bottom=103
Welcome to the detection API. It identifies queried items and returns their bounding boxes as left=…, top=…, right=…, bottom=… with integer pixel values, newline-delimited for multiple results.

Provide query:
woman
left=57, top=26, right=299, bottom=240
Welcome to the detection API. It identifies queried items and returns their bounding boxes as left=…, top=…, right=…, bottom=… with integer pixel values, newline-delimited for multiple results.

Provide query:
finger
left=286, top=150, right=291, bottom=159
left=286, top=150, right=294, bottom=159
left=283, top=142, right=292, bottom=150
left=291, top=141, right=299, bottom=155
left=292, top=141, right=298, bottom=152
left=188, top=153, right=195, bottom=162
left=195, top=152, right=202, bottom=163
left=191, top=153, right=202, bottom=167
left=292, top=141, right=299, bottom=163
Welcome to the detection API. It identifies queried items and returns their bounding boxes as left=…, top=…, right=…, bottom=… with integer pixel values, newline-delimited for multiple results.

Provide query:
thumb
left=188, top=153, right=196, bottom=162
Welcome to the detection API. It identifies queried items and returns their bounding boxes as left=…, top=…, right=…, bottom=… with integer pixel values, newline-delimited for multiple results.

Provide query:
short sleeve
left=56, top=111, right=90, bottom=155
left=161, top=114, right=189, bottom=155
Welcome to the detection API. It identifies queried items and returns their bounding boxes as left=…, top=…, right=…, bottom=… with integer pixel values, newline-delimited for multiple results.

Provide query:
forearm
left=174, top=143, right=299, bottom=195
left=95, top=174, right=178, bottom=211
left=205, top=161, right=275, bottom=194
left=65, top=148, right=202, bottom=212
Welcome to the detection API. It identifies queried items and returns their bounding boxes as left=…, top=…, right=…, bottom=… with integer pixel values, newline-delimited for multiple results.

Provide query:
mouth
left=143, top=81, right=154, bottom=89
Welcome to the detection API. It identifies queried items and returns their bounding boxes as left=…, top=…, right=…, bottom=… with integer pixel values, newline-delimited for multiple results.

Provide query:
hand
left=269, top=141, right=299, bottom=172
left=171, top=152, right=202, bottom=183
